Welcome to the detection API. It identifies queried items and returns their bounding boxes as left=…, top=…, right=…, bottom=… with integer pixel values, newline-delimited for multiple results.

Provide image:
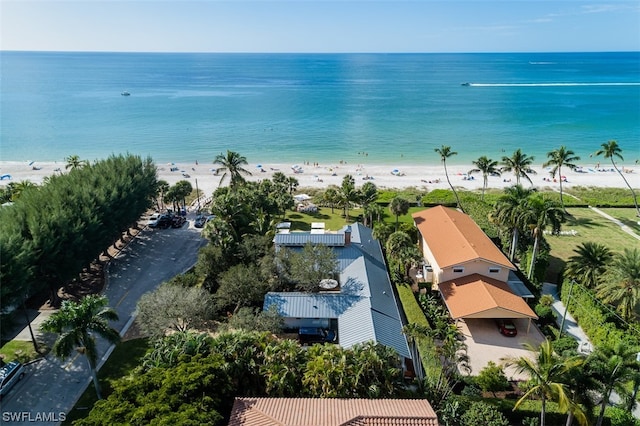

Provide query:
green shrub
left=606, top=406, right=640, bottom=426
left=476, top=361, right=510, bottom=396
left=552, top=336, right=578, bottom=356
left=534, top=304, right=555, bottom=324
left=461, top=402, right=509, bottom=426
left=566, top=186, right=639, bottom=207
left=561, top=281, right=640, bottom=348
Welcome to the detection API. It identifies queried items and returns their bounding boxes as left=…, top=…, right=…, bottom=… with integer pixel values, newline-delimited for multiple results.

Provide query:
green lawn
left=63, top=338, right=151, bottom=424
left=0, top=340, right=42, bottom=364
left=599, top=207, right=640, bottom=234
left=545, top=207, right=639, bottom=282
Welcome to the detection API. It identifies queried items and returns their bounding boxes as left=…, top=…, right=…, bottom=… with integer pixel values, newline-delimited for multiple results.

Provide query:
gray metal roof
left=264, top=223, right=412, bottom=360
left=274, top=232, right=345, bottom=247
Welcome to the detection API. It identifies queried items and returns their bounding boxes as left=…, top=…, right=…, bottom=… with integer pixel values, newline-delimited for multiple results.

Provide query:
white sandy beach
left=1, top=160, right=637, bottom=197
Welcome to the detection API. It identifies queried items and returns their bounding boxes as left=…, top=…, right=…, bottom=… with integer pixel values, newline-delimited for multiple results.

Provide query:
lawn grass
left=0, top=340, right=41, bottom=363
left=63, top=338, right=151, bottom=424
left=599, top=207, right=640, bottom=234
left=545, top=207, right=639, bottom=282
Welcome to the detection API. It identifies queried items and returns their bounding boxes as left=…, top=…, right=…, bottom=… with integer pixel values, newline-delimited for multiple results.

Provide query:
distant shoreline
left=2, top=160, right=636, bottom=198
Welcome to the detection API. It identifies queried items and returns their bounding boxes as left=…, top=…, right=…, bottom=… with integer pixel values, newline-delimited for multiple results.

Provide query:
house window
left=489, top=268, right=501, bottom=274
left=452, top=267, right=464, bottom=273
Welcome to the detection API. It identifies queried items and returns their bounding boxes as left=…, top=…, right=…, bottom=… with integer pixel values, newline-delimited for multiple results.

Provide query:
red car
left=497, top=319, right=517, bottom=337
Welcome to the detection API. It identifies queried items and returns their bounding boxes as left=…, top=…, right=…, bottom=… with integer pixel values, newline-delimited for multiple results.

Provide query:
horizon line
left=2, top=49, right=639, bottom=55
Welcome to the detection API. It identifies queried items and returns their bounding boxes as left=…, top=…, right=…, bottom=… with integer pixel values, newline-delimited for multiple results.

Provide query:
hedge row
left=560, top=281, right=640, bottom=348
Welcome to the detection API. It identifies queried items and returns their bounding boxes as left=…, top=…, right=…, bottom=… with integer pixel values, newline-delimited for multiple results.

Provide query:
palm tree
left=502, top=339, right=584, bottom=426
left=589, top=340, right=640, bottom=426
left=492, top=185, right=536, bottom=261
left=40, top=295, right=120, bottom=399
left=468, top=156, right=500, bottom=201
left=543, top=146, right=581, bottom=212
left=8, top=180, right=38, bottom=201
left=595, top=140, right=640, bottom=217
left=596, top=248, right=640, bottom=321
left=322, top=187, right=339, bottom=214
left=213, top=150, right=252, bottom=188
left=388, top=196, right=409, bottom=231
left=520, top=194, right=565, bottom=280
left=338, top=175, right=359, bottom=221
left=156, top=180, right=170, bottom=211
left=65, top=154, right=88, bottom=170
left=565, top=242, right=613, bottom=289
left=434, top=145, right=464, bottom=212
left=501, top=148, right=537, bottom=186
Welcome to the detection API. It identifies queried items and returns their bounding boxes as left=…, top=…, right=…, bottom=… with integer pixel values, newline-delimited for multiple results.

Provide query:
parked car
left=194, top=214, right=207, bottom=228
left=496, top=319, right=517, bottom=337
left=147, top=213, right=161, bottom=227
left=0, top=361, right=26, bottom=398
left=171, top=216, right=186, bottom=228
left=298, top=327, right=337, bottom=345
left=194, top=214, right=215, bottom=228
left=154, top=214, right=173, bottom=229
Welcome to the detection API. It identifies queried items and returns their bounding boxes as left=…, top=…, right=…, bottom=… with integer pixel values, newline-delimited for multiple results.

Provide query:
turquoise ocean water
left=1, top=51, right=639, bottom=166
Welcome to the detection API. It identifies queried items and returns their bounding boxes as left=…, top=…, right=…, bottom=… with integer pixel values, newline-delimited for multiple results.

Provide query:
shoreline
left=0, top=160, right=637, bottom=197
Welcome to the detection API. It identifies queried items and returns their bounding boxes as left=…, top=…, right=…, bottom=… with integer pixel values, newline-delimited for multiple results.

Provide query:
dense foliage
left=0, top=154, right=157, bottom=315
left=76, top=331, right=409, bottom=425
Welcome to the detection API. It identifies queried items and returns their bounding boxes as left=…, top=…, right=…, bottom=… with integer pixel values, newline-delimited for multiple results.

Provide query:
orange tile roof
left=438, top=274, right=538, bottom=319
left=228, top=398, right=438, bottom=426
left=412, top=206, right=513, bottom=270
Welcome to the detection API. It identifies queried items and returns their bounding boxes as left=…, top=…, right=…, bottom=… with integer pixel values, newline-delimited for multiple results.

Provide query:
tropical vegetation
left=41, top=295, right=120, bottom=399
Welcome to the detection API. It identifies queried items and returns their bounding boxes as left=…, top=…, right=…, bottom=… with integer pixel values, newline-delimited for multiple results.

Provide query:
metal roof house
left=264, top=223, right=418, bottom=378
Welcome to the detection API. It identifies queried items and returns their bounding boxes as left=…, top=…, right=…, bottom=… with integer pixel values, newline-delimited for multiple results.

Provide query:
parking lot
left=457, top=317, right=546, bottom=381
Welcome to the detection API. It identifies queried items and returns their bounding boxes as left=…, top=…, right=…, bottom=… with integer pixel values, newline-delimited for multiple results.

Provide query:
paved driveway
left=458, top=317, right=545, bottom=381
left=0, top=216, right=207, bottom=425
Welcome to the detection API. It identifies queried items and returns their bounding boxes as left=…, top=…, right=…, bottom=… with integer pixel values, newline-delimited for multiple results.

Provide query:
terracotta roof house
left=412, top=206, right=537, bottom=322
left=264, top=223, right=419, bottom=378
left=228, top=397, right=438, bottom=426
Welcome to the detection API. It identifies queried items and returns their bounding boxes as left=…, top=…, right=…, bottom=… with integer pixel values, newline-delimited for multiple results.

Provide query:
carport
left=438, top=273, right=538, bottom=331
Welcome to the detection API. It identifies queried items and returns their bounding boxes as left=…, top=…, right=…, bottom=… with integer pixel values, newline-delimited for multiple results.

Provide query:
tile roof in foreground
left=412, top=206, right=514, bottom=270
left=438, top=273, right=538, bottom=320
left=228, top=397, right=438, bottom=426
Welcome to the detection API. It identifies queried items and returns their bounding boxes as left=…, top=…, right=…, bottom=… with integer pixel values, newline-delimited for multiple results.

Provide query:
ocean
left=1, top=51, right=639, bottom=166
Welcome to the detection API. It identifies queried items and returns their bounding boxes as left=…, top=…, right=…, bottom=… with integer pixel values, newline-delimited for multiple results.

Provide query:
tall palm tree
left=388, top=196, right=409, bottom=231
left=501, top=148, right=537, bottom=186
left=594, top=140, right=640, bottom=217
left=502, top=339, right=584, bottom=426
left=40, top=295, right=120, bottom=399
left=565, top=242, right=613, bottom=289
left=589, top=340, right=640, bottom=426
left=213, top=150, right=252, bottom=188
left=156, top=180, right=170, bottom=211
left=65, top=154, right=88, bottom=170
left=468, top=156, right=500, bottom=201
left=543, top=146, right=581, bottom=212
left=338, top=175, right=359, bottom=221
left=521, top=194, right=565, bottom=280
left=434, top=145, right=464, bottom=212
left=492, top=185, right=536, bottom=261
left=322, top=187, right=339, bottom=214
left=596, top=247, right=640, bottom=321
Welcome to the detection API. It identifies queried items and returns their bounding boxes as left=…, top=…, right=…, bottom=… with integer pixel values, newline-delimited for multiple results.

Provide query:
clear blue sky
left=1, top=1, right=639, bottom=53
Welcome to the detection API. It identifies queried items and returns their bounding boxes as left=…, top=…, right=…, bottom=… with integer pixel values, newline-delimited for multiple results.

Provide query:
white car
left=147, top=213, right=161, bottom=227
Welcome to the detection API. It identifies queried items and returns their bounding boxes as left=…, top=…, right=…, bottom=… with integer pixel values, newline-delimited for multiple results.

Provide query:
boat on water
left=460, top=82, right=471, bottom=86
left=121, top=91, right=131, bottom=96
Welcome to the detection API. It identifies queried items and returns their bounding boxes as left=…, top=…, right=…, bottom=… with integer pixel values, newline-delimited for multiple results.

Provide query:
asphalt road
left=0, top=219, right=207, bottom=425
